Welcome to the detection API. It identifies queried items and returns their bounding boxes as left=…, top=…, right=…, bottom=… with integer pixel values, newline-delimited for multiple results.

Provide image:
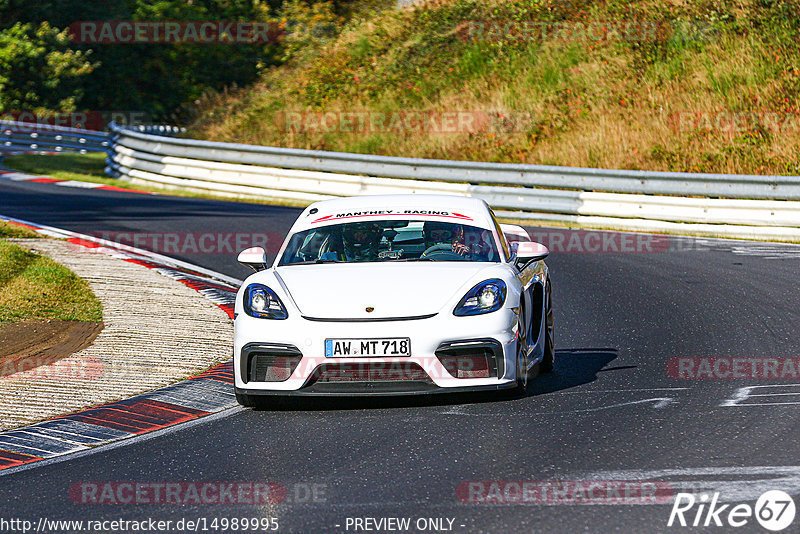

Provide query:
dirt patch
left=0, top=320, right=103, bottom=377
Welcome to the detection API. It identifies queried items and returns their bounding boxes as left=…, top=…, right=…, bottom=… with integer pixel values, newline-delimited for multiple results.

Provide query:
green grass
left=5, top=153, right=131, bottom=188
left=0, top=239, right=103, bottom=324
left=3, top=152, right=143, bottom=193
left=5, top=152, right=109, bottom=180
left=0, top=221, right=41, bottom=239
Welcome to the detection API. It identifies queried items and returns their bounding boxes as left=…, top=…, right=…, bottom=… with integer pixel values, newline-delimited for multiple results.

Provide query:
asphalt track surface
left=1, top=178, right=799, bottom=533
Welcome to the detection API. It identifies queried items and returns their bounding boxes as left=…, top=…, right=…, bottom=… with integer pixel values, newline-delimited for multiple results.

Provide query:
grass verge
left=4, top=153, right=110, bottom=182
left=2, top=153, right=304, bottom=206
left=0, top=221, right=42, bottom=239
left=0, top=239, right=103, bottom=324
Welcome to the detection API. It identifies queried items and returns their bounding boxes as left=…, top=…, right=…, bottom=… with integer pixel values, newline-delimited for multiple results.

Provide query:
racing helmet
left=341, top=222, right=383, bottom=261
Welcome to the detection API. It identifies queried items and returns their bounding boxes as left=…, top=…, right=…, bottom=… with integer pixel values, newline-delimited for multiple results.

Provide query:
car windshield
left=278, top=220, right=500, bottom=265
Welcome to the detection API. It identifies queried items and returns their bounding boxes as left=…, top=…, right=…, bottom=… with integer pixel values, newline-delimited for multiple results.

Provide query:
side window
left=489, top=210, right=511, bottom=261
left=298, top=230, right=327, bottom=259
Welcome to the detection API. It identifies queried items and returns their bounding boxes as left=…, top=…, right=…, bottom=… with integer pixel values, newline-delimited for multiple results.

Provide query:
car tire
left=513, top=312, right=529, bottom=394
left=235, top=390, right=255, bottom=407
left=540, top=281, right=555, bottom=374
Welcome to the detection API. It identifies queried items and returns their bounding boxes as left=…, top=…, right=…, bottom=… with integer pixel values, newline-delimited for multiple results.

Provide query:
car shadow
left=527, top=347, right=620, bottom=396
left=251, top=348, right=620, bottom=412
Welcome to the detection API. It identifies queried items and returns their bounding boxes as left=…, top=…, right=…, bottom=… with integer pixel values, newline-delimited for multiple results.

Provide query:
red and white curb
left=1, top=215, right=241, bottom=288
left=0, top=215, right=244, bottom=473
left=0, top=168, right=151, bottom=195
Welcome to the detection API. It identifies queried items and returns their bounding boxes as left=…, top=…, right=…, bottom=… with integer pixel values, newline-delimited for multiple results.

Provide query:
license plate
left=325, top=338, right=411, bottom=357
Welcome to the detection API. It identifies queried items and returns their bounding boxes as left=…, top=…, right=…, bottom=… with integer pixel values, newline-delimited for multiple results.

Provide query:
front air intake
left=241, top=343, right=303, bottom=383
left=435, top=339, right=503, bottom=379
left=312, top=361, right=428, bottom=382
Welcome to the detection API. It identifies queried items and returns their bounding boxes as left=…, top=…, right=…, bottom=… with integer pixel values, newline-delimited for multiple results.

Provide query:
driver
left=423, top=221, right=494, bottom=260
left=422, top=221, right=462, bottom=249
left=461, top=227, right=494, bottom=260
left=423, top=221, right=469, bottom=256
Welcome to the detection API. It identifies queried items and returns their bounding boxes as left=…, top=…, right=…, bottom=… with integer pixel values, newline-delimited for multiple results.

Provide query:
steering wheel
left=421, top=243, right=468, bottom=260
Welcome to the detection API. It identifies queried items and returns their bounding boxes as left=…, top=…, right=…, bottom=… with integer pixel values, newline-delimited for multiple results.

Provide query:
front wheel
left=540, top=281, right=555, bottom=374
left=513, top=313, right=529, bottom=394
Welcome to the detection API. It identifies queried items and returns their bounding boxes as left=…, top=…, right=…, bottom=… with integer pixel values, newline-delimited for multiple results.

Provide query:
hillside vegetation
left=189, top=0, right=800, bottom=176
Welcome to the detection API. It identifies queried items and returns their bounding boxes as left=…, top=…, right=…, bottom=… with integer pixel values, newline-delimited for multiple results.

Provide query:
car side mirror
left=500, top=224, right=531, bottom=243
left=515, top=241, right=549, bottom=265
left=238, top=247, right=268, bottom=272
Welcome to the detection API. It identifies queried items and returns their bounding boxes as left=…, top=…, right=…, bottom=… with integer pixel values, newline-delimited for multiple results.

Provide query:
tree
left=0, top=21, right=95, bottom=113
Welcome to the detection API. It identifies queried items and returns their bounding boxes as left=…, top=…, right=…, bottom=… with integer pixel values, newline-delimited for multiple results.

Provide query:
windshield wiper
left=387, top=257, right=437, bottom=262
left=286, top=258, right=343, bottom=265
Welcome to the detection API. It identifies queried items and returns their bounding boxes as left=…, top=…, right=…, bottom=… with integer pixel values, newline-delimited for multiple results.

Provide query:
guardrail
left=106, top=122, right=800, bottom=240
left=2, top=120, right=797, bottom=240
left=0, top=120, right=110, bottom=154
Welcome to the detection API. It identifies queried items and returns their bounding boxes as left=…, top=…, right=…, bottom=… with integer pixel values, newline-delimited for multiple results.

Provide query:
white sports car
left=233, top=194, right=553, bottom=404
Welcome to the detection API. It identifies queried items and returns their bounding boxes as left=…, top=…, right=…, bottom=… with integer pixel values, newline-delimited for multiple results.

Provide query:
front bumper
left=233, top=308, right=519, bottom=395
left=235, top=382, right=517, bottom=397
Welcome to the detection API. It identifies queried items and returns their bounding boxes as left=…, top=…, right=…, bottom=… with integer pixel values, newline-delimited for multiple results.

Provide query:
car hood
left=273, top=262, right=497, bottom=319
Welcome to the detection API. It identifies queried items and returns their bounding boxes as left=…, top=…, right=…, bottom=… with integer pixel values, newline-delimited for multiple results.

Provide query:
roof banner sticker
left=311, top=210, right=473, bottom=224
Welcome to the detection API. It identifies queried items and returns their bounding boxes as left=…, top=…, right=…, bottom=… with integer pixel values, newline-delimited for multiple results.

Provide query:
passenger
left=336, top=222, right=383, bottom=261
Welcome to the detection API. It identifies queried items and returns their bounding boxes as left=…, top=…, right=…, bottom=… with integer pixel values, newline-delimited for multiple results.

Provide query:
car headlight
left=243, top=284, right=288, bottom=319
left=453, top=279, right=507, bottom=316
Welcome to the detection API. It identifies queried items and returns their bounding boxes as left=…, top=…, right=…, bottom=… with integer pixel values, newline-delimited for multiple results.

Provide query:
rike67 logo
left=668, top=490, right=796, bottom=531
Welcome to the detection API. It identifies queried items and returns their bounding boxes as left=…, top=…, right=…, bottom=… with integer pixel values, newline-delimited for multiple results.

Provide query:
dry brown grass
left=189, top=0, right=800, bottom=176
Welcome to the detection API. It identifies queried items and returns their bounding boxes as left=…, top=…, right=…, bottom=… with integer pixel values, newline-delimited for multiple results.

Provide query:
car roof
left=289, top=194, right=496, bottom=232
